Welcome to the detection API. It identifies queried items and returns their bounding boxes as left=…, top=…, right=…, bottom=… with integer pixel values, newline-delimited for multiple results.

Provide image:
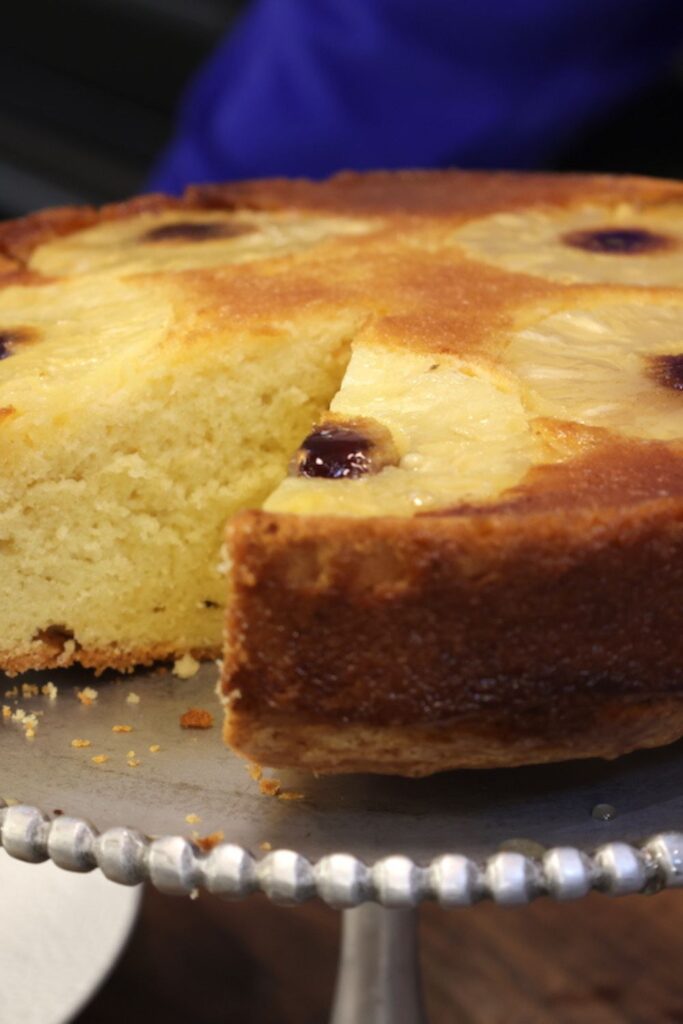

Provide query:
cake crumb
left=173, top=653, right=200, bottom=679
left=185, top=813, right=201, bottom=825
left=12, top=709, right=39, bottom=739
left=189, top=888, right=200, bottom=900
left=127, top=754, right=141, bottom=767
left=259, top=778, right=281, bottom=798
left=247, top=762, right=263, bottom=782
left=91, top=754, right=109, bottom=765
left=278, top=790, right=305, bottom=802
left=70, top=738, right=91, bottom=749
left=112, top=724, right=133, bottom=733
left=2, top=705, right=11, bottom=720
left=259, top=841, right=272, bottom=852
left=76, top=686, right=98, bottom=706
left=194, top=830, right=224, bottom=852
left=4, top=687, right=18, bottom=698
left=41, top=682, right=58, bottom=700
left=126, top=692, right=140, bottom=705
left=21, top=683, right=39, bottom=698
left=180, top=708, right=214, bottom=730
left=149, top=744, right=161, bottom=753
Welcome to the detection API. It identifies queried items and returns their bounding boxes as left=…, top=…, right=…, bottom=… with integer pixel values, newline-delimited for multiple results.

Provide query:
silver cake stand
left=2, top=662, right=683, bottom=1024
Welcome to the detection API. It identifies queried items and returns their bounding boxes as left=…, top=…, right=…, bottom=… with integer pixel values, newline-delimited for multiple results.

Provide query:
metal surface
left=1, top=662, right=683, bottom=903
left=330, top=907, right=428, bottom=1024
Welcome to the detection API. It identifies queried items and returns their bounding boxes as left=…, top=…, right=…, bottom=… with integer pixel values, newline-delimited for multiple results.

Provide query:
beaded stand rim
left=1, top=802, right=682, bottom=907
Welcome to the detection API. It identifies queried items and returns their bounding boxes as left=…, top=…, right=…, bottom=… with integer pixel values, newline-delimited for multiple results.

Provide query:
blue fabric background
left=149, top=0, right=683, bottom=191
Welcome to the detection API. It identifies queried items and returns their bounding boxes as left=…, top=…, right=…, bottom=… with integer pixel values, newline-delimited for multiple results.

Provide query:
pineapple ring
left=504, top=299, right=683, bottom=440
left=453, top=203, right=683, bottom=285
left=28, top=209, right=376, bottom=278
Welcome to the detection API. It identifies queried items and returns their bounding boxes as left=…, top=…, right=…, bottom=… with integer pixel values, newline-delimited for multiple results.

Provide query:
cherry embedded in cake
left=561, top=226, right=674, bottom=254
left=142, top=220, right=253, bottom=243
left=294, top=417, right=399, bottom=479
left=648, top=354, right=683, bottom=392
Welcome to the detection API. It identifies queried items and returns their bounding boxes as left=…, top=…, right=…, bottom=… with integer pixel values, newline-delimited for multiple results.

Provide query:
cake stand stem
left=330, top=905, right=430, bottom=1024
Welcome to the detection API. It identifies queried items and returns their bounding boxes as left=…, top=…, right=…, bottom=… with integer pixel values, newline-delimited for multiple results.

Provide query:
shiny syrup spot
left=296, top=425, right=373, bottom=479
left=142, top=221, right=251, bottom=243
left=649, top=354, right=683, bottom=391
left=562, top=227, right=672, bottom=254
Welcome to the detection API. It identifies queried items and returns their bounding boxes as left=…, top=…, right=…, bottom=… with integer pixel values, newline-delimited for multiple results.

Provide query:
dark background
left=0, top=0, right=246, bottom=218
left=3, top=4, right=683, bottom=1021
left=1, top=0, right=683, bottom=220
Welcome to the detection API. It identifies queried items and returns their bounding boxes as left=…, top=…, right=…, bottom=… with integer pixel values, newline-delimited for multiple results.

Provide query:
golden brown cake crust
left=189, top=169, right=683, bottom=218
left=0, top=641, right=220, bottom=678
left=224, top=496, right=683, bottom=723
left=223, top=437, right=683, bottom=771
left=226, top=700, right=683, bottom=776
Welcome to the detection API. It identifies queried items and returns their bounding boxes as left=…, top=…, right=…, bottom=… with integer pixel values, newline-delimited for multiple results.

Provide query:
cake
left=0, top=170, right=681, bottom=775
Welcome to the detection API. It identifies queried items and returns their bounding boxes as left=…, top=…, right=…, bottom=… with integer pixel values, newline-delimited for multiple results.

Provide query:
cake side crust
left=221, top=443, right=683, bottom=774
left=225, top=699, right=683, bottom=776
left=0, top=641, right=221, bottom=678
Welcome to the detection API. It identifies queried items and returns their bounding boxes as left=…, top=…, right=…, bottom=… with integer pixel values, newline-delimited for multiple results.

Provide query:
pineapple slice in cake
left=505, top=297, right=683, bottom=441
left=452, top=200, right=683, bottom=285
left=29, top=206, right=373, bottom=277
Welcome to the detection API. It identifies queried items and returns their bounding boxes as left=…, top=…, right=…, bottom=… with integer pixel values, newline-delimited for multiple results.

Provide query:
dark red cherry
left=141, top=221, right=251, bottom=243
left=562, top=227, right=673, bottom=254
left=0, top=328, right=35, bottom=359
left=296, top=425, right=373, bottom=479
left=648, top=354, right=683, bottom=391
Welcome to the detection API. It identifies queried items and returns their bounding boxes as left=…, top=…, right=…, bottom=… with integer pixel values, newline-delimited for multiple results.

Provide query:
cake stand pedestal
left=331, top=906, right=428, bottom=1024
left=1, top=663, right=682, bottom=1023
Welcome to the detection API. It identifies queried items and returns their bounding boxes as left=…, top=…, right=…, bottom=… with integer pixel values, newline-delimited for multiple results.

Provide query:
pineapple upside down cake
left=0, top=170, right=681, bottom=775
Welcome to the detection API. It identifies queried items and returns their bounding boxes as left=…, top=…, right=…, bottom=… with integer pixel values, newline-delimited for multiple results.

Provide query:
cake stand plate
left=2, top=661, right=683, bottom=1024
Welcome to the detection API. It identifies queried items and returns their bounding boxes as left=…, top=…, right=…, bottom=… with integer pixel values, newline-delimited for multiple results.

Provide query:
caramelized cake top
left=0, top=169, right=682, bottom=518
